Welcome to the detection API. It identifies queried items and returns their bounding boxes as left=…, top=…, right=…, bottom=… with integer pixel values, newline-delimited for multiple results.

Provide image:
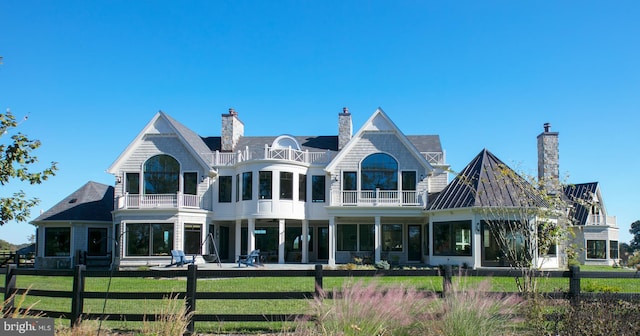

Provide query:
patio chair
left=237, top=249, right=261, bottom=267
left=167, top=250, right=195, bottom=267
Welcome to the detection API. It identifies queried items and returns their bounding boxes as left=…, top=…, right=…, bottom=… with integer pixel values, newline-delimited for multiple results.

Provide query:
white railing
left=116, top=193, right=202, bottom=210
left=204, top=146, right=334, bottom=166
left=421, top=152, right=445, bottom=165
left=333, top=189, right=421, bottom=206
left=586, top=214, right=617, bottom=226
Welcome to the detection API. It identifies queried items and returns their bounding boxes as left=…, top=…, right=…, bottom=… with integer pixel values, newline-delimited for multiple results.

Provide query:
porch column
left=234, top=219, right=241, bottom=261
left=248, top=218, right=256, bottom=252
left=278, top=219, right=285, bottom=264
left=328, top=216, right=336, bottom=266
left=302, top=219, right=309, bottom=263
left=374, top=216, right=381, bottom=263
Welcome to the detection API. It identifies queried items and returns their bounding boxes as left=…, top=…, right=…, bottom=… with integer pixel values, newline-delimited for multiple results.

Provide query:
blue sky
left=1, top=1, right=638, bottom=245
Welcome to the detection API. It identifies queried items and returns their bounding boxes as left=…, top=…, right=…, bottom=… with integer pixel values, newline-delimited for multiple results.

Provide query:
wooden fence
left=2, top=264, right=640, bottom=335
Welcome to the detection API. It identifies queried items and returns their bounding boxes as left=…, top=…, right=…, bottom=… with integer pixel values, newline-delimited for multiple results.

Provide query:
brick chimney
left=537, top=123, right=560, bottom=194
left=221, top=108, right=244, bottom=152
left=338, top=107, right=352, bottom=150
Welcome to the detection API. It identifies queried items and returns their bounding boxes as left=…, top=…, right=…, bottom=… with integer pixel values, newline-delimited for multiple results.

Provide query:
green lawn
left=2, top=267, right=638, bottom=334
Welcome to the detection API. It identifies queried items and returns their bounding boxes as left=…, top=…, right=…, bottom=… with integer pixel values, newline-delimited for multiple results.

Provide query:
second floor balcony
left=586, top=214, right=617, bottom=227
left=116, top=193, right=202, bottom=210
left=331, top=189, right=424, bottom=207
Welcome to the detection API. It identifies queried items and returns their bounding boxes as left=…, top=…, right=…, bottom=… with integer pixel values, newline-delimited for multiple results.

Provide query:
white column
left=234, top=219, right=241, bottom=261
left=278, top=219, right=286, bottom=264
left=248, top=218, right=256, bottom=252
left=328, top=216, right=336, bottom=266
left=375, top=216, right=381, bottom=263
left=302, top=219, right=309, bottom=263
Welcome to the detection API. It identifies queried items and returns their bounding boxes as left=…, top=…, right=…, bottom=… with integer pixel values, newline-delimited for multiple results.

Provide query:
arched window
left=144, top=155, right=180, bottom=194
left=361, top=153, right=398, bottom=190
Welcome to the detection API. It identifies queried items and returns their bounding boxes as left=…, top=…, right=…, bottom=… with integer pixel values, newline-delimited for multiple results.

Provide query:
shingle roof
left=201, top=135, right=441, bottom=154
left=563, top=182, right=598, bottom=226
left=31, top=181, right=114, bottom=223
left=429, top=149, right=546, bottom=210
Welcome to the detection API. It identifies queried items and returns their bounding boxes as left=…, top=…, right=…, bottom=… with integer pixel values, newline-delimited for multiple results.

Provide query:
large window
left=126, top=223, right=173, bottom=256
left=337, top=224, right=357, bottom=251
left=361, top=153, right=398, bottom=190
left=433, top=221, right=472, bottom=256
left=610, top=240, right=619, bottom=260
left=218, top=176, right=232, bottom=202
left=183, top=224, right=202, bottom=255
left=298, top=174, right=306, bottom=201
left=312, top=175, right=325, bottom=202
left=280, top=172, right=293, bottom=200
left=126, top=173, right=140, bottom=194
left=183, top=172, right=197, bottom=195
left=259, top=171, right=272, bottom=199
left=45, top=227, right=71, bottom=257
left=144, top=155, right=180, bottom=194
left=242, top=172, right=253, bottom=200
left=382, top=224, right=403, bottom=252
left=587, top=240, right=606, bottom=259
left=87, top=228, right=108, bottom=256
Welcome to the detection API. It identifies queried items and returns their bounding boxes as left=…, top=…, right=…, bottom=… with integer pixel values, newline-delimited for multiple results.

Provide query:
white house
left=31, top=108, right=618, bottom=269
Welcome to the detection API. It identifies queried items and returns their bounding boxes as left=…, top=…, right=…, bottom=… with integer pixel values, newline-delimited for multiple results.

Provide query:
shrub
left=295, top=279, right=435, bottom=335
left=375, top=260, right=390, bottom=270
left=582, top=282, right=621, bottom=293
left=556, top=295, right=640, bottom=335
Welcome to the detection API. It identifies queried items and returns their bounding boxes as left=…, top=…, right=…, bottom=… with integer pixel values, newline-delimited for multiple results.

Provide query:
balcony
left=204, top=145, right=335, bottom=166
left=116, top=193, right=202, bottom=210
left=586, top=214, right=617, bottom=227
left=331, top=189, right=423, bottom=207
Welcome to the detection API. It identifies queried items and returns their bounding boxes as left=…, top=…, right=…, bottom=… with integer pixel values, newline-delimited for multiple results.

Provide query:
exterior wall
left=573, top=225, right=620, bottom=266
left=35, top=221, right=111, bottom=269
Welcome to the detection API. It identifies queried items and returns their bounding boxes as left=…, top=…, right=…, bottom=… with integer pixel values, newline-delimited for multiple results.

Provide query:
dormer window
left=272, top=135, right=301, bottom=150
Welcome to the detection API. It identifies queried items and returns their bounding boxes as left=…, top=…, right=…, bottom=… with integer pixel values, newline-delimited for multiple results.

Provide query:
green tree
left=630, top=220, right=640, bottom=251
left=0, top=109, right=58, bottom=225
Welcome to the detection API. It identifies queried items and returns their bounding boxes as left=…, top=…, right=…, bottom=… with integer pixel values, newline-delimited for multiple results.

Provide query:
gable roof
left=107, top=111, right=212, bottom=173
left=429, top=149, right=546, bottom=210
left=563, top=182, right=599, bottom=226
left=31, top=181, right=114, bottom=223
left=325, top=108, right=434, bottom=172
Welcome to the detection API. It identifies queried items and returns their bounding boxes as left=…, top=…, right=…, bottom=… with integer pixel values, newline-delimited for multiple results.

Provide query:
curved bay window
left=361, top=153, right=398, bottom=190
left=144, top=155, right=180, bottom=194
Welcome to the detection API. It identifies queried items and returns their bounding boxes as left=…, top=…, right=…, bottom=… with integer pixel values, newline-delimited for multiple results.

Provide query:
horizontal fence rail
left=2, top=264, right=640, bottom=335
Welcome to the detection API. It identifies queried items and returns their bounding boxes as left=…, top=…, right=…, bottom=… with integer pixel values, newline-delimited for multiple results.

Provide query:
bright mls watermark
left=0, top=319, right=54, bottom=336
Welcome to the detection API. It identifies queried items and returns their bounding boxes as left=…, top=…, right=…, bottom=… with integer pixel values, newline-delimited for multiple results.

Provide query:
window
left=280, top=172, right=293, bottom=200
left=586, top=240, right=606, bottom=259
left=433, top=221, right=472, bottom=256
left=45, top=227, right=71, bottom=256
left=218, top=176, right=232, bottom=203
left=183, top=172, right=197, bottom=195
left=360, top=224, right=374, bottom=251
left=259, top=171, right=272, bottom=199
left=361, top=153, right=398, bottom=190
left=298, top=174, right=307, bottom=201
left=183, top=224, right=202, bottom=255
left=235, top=174, right=240, bottom=202
left=87, top=228, right=108, bottom=256
left=144, top=155, right=180, bottom=194
left=337, top=224, right=357, bottom=251
left=126, top=173, right=140, bottom=194
left=126, top=223, right=174, bottom=256
left=401, top=171, right=417, bottom=190
left=382, top=224, right=403, bottom=252
left=343, top=171, right=357, bottom=190
left=312, top=175, right=325, bottom=202
left=610, top=241, right=619, bottom=259
left=242, top=172, right=253, bottom=200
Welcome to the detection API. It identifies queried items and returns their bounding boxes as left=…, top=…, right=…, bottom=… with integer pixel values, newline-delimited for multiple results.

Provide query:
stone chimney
left=221, top=108, right=244, bottom=152
left=338, top=107, right=352, bottom=150
left=537, top=123, right=560, bottom=194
